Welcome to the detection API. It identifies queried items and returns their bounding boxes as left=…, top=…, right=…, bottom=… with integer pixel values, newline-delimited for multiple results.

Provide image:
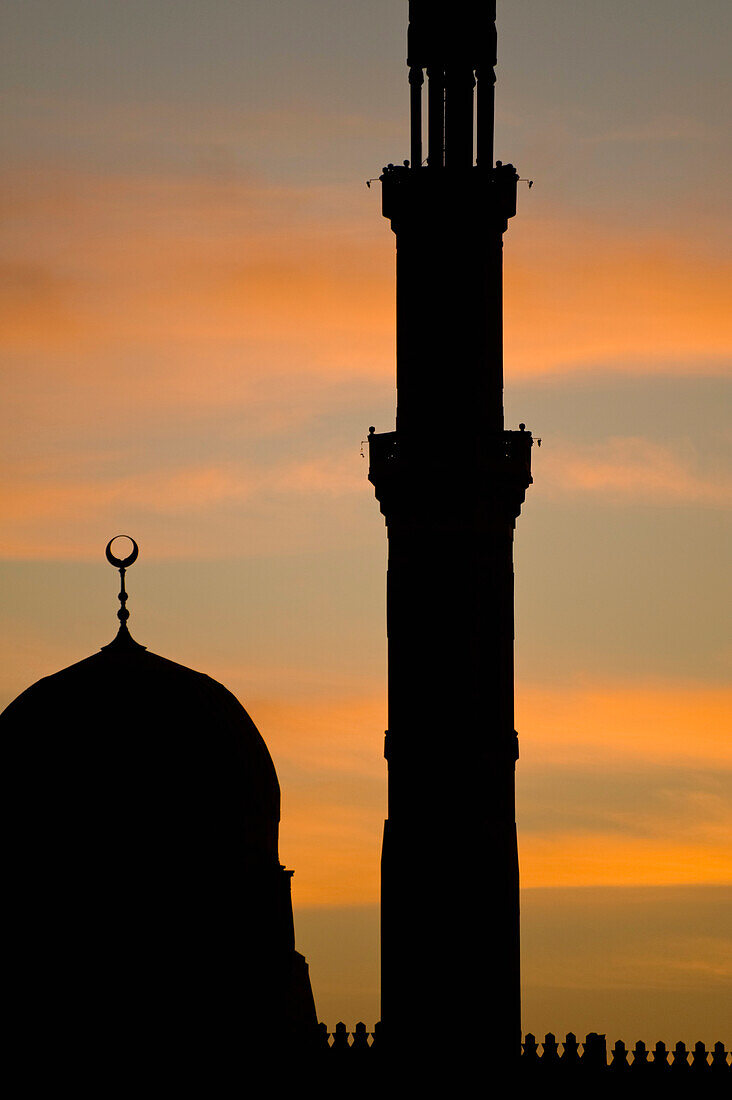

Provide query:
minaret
left=368, top=1, right=532, bottom=1059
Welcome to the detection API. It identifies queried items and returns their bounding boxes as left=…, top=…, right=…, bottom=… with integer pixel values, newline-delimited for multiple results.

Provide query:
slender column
left=427, top=66, right=444, bottom=167
left=409, top=66, right=424, bottom=169
left=444, top=67, right=475, bottom=168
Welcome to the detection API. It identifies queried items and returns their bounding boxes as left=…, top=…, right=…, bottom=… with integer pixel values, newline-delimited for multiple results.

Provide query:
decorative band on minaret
left=369, top=0, right=532, bottom=1064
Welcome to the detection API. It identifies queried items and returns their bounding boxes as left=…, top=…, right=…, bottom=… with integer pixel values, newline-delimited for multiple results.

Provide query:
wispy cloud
left=583, top=116, right=722, bottom=145
left=519, top=884, right=732, bottom=1046
left=2, top=168, right=728, bottom=391
left=515, top=681, right=732, bottom=769
left=2, top=166, right=728, bottom=561
left=0, top=166, right=392, bottom=370
left=1, top=454, right=363, bottom=522
left=7, top=432, right=723, bottom=562
left=237, top=681, right=732, bottom=901
left=505, top=216, right=731, bottom=376
left=0, top=449, right=368, bottom=560
left=536, top=436, right=731, bottom=507
left=0, top=598, right=728, bottom=901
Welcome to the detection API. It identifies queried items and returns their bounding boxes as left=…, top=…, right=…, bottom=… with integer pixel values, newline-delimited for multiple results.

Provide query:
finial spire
left=102, top=535, right=146, bottom=651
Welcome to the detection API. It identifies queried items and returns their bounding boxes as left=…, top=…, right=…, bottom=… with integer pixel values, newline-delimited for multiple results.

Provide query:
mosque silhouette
left=1, top=2, right=728, bottom=1091
left=1, top=536, right=316, bottom=1088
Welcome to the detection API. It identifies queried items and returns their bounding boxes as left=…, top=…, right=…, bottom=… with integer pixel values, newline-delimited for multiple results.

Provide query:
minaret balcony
left=380, top=162, right=519, bottom=232
left=368, top=426, right=533, bottom=519
left=502, top=427, right=534, bottom=486
left=367, top=429, right=398, bottom=474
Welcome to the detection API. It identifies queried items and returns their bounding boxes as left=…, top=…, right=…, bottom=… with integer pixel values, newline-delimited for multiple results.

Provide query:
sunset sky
left=1, top=0, right=730, bottom=1042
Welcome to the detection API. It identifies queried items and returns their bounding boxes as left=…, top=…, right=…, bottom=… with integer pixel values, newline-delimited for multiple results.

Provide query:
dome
left=0, top=543, right=317, bottom=1074
left=0, top=640, right=282, bottom=865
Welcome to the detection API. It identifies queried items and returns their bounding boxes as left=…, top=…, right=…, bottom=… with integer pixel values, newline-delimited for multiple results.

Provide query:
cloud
left=0, top=166, right=392, bottom=375
left=1, top=455, right=363, bottom=523
left=583, top=116, right=722, bottom=145
left=515, top=681, right=732, bottom=769
left=295, top=886, right=732, bottom=1036
left=504, top=215, right=730, bottom=377
left=520, top=833, right=732, bottom=889
left=243, top=693, right=386, bottom=907
left=233, top=681, right=732, bottom=902
left=1, top=600, right=728, bottom=902
left=7, top=94, right=401, bottom=153
left=2, top=165, right=728, bottom=561
left=519, top=765, right=732, bottom=841
left=536, top=436, right=731, bottom=507
left=1, top=168, right=728, bottom=395
left=514, top=681, right=732, bottom=888
left=0, top=261, right=82, bottom=347
left=0, top=449, right=369, bottom=560
left=519, top=884, right=731, bottom=1046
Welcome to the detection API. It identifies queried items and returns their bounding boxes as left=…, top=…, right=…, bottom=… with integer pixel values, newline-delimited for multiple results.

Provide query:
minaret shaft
left=394, top=198, right=505, bottom=442
left=369, top=1, right=530, bottom=1061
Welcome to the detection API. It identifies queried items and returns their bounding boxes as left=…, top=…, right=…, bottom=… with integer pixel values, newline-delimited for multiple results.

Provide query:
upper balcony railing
left=368, top=425, right=533, bottom=487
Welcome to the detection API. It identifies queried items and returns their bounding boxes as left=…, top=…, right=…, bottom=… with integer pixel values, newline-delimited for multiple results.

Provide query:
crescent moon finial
left=102, top=536, right=146, bottom=652
left=105, top=535, right=139, bottom=569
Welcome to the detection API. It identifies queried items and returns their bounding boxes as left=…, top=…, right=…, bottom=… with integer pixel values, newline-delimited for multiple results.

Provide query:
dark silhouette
left=368, top=0, right=531, bottom=1065
left=304, top=1026, right=730, bottom=1094
left=364, top=5, right=729, bottom=1089
left=0, top=537, right=316, bottom=1088
left=2, top=8, right=728, bottom=1091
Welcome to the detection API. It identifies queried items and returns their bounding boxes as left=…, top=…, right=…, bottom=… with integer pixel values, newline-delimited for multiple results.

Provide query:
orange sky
left=3, top=167, right=728, bottom=375
left=249, top=682, right=732, bottom=906
left=1, top=0, right=730, bottom=1039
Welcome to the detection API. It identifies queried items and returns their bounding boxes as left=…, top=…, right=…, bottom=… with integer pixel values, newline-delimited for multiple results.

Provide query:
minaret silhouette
left=368, top=1, right=533, bottom=1060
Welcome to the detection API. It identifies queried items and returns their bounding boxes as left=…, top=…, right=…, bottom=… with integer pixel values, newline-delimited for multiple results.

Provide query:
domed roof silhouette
left=1, top=640, right=282, bottom=864
left=0, top=538, right=316, bottom=1080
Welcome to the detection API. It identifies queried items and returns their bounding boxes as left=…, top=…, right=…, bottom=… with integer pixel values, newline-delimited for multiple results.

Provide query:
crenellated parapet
left=306, top=1026, right=732, bottom=1087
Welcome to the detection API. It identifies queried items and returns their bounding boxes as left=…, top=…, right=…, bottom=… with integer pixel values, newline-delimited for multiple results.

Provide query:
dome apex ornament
left=105, top=534, right=139, bottom=570
left=102, top=535, right=146, bottom=651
